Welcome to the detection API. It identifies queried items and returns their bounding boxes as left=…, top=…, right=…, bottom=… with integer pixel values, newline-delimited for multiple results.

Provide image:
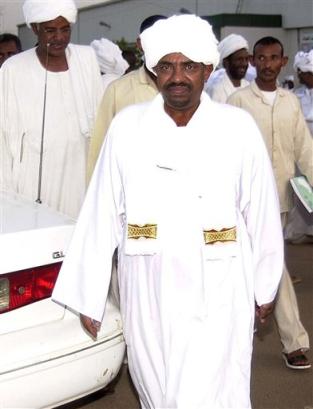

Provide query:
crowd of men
left=1, top=0, right=313, bottom=408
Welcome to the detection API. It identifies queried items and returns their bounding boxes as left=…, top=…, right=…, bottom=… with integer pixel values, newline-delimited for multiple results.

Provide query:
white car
left=0, top=191, right=125, bottom=408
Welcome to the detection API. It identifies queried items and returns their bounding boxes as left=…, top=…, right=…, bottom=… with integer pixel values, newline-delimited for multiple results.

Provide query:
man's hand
left=255, top=301, right=275, bottom=324
left=80, top=313, right=101, bottom=339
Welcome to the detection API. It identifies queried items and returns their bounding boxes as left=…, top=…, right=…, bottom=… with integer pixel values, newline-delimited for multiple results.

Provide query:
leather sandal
left=283, top=349, right=311, bottom=370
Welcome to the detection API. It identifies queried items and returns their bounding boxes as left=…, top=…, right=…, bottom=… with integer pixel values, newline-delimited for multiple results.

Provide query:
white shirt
left=260, top=90, right=277, bottom=106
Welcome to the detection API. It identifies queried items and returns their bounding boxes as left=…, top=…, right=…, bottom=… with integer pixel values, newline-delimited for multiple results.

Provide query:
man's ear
left=222, top=58, right=228, bottom=70
left=204, top=64, right=214, bottom=81
left=31, top=23, right=39, bottom=35
left=282, top=56, right=288, bottom=67
left=249, top=55, right=255, bottom=67
left=136, top=37, right=142, bottom=52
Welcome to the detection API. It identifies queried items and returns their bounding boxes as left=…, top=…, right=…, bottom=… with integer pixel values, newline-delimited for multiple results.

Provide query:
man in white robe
left=0, top=0, right=102, bottom=218
left=293, top=50, right=313, bottom=135
left=90, top=38, right=129, bottom=93
left=206, top=34, right=250, bottom=103
left=285, top=50, right=313, bottom=242
left=53, top=15, right=283, bottom=409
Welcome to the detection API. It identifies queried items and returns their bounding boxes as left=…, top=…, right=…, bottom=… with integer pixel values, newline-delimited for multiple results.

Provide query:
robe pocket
left=124, top=238, right=159, bottom=255
left=124, top=223, right=159, bottom=255
left=202, top=241, right=238, bottom=260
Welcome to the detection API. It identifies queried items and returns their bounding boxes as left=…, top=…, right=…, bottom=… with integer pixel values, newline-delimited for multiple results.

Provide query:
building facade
left=1, top=0, right=312, bottom=77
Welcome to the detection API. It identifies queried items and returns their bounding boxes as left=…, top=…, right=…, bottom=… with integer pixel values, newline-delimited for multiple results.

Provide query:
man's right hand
left=255, top=301, right=275, bottom=324
left=80, top=313, right=101, bottom=339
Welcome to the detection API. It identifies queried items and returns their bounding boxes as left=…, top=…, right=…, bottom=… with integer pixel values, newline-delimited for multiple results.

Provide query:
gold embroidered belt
left=127, top=224, right=236, bottom=243
left=203, top=226, right=236, bottom=244
left=128, top=224, right=157, bottom=239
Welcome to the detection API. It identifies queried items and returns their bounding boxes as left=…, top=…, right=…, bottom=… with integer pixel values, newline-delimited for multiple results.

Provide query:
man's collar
left=251, top=80, right=286, bottom=100
left=251, top=80, right=285, bottom=96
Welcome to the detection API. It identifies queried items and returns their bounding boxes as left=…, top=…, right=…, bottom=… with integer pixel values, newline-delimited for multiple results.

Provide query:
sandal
left=283, top=349, right=311, bottom=370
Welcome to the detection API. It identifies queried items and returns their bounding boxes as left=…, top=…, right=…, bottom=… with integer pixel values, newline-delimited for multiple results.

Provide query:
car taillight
left=0, top=262, right=62, bottom=314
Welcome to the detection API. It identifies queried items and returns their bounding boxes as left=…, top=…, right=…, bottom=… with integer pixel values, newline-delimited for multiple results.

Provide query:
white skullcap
left=90, top=38, right=129, bottom=76
left=218, top=34, right=249, bottom=62
left=140, top=14, right=219, bottom=74
left=284, top=75, right=294, bottom=81
left=293, top=50, right=313, bottom=74
left=23, top=0, right=77, bottom=28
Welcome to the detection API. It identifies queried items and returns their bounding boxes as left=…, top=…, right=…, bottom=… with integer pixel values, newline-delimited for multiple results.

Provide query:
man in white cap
left=53, top=15, right=283, bottom=408
left=207, top=33, right=250, bottom=103
left=284, top=50, right=313, bottom=244
left=293, top=50, right=313, bottom=135
left=0, top=0, right=102, bottom=218
left=90, top=38, right=129, bottom=93
left=228, top=37, right=313, bottom=370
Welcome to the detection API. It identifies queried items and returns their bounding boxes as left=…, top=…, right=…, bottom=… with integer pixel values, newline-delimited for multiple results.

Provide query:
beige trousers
left=274, top=213, right=310, bottom=353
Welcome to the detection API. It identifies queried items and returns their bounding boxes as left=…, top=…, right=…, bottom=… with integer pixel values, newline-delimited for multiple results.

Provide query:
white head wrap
left=218, top=34, right=249, bottom=62
left=90, top=38, right=129, bottom=76
left=293, top=50, right=313, bottom=73
left=140, top=14, right=219, bottom=74
left=23, top=0, right=77, bottom=27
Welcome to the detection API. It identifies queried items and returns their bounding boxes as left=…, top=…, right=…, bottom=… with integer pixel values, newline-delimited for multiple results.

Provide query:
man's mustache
left=165, top=82, right=191, bottom=90
left=261, top=69, right=276, bottom=75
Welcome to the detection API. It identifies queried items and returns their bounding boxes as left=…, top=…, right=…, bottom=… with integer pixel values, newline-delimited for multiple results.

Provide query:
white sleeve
left=52, top=121, right=124, bottom=321
left=239, top=113, right=284, bottom=306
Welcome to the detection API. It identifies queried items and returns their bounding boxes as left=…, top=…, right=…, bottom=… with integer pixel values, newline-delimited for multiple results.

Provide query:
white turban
left=23, top=0, right=77, bottom=27
left=293, top=50, right=313, bottom=74
left=140, top=14, right=219, bottom=74
left=90, top=38, right=129, bottom=76
left=218, top=34, right=249, bottom=62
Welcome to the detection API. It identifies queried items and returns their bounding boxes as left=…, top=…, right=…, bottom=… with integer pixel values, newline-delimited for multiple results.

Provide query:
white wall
left=0, top=0, right=110, bottom=33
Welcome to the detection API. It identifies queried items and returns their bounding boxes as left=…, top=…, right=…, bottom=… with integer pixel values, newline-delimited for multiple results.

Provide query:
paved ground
left=60, top=243, right=313, bottom=409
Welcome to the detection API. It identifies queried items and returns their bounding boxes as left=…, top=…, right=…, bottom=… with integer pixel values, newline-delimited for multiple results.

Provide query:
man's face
left=32, top=16, right=71, bottom=57
left=252, top=43, right=287, bottom=83
left=154, top=53, right=213, bottom=112
left=297, top=70, right=313, bottom=88
left=224, top=48, right=249, bottom=80
left=0, top=40, right=20, bottom=67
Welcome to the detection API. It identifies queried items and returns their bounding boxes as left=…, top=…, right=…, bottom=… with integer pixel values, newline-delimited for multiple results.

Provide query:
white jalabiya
left=53, top=93, right=283, bottom=409
left=0, top=44, right=102, bottom=218
left=294, top=86, right=313, bottom=135
left=208, top=70, right=249, bottom=103
left=284, top=85, right=313, bottom=241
